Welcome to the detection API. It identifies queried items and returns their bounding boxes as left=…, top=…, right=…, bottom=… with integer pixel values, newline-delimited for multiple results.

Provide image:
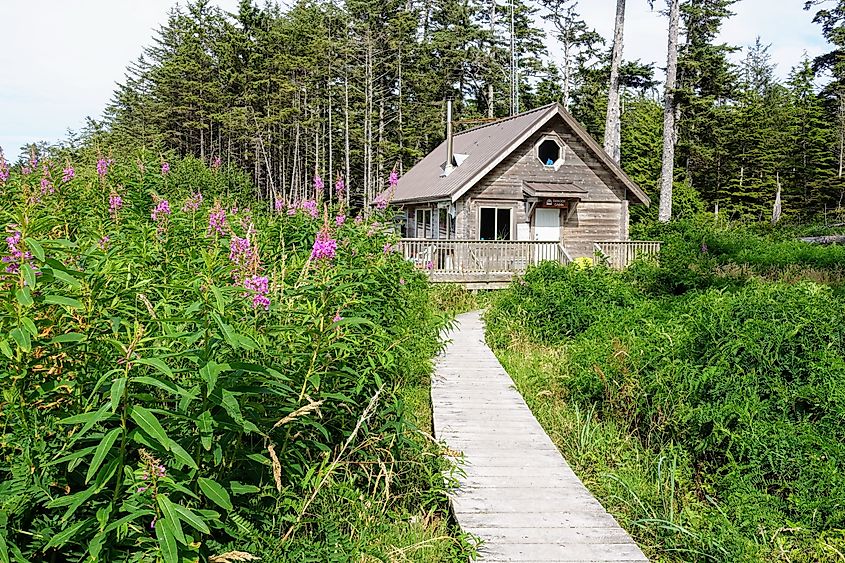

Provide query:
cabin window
left=479, top=207, right=511, bottom=240
left=438, top=208, right=455, bottom=239
left=415, top=208, right=433, bottom=239
left=538, top=139, right=561, bottom=166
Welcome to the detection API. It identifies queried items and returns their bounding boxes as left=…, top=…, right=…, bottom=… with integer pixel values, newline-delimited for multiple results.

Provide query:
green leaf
left=86, top=427, right=122, bottom=484
left=44, top=295, right=83, bottom=309
left=21, top=264, right=36, bottom=289
left=129, top=405, right=170, bottom=450
left=199, top=361, right=226, bottom=395
left=110, top=377, right=127, bottom=412
left=134, top=357, right=174, bottom=379
left=14, top=287, right=32, bottom=307
left=197, top=477, right=232, bottom=511
left=210, top=285, right=225, bottom=314
left=196, top=410, right=213, bottom=451
left=103, top=509, right=154, bottom=534
left=155, top=518, right=179, bottom=563
left=59, top=402, right=112, bottom=426
left=230, top=481, right=260, bottom=495
left=53, top=269, right=82, bottom=289
left=172, top=504, right=210, bottom=535
left=9, top=328, right=30, bottom=353
left=44, top=445, right=98, bottom=468
left=19, top=318, right=37, bottom=338
left=220, top=390, right=244, bottom=424
left=0, top=532, right=9, bottom=563
left=157, top=496, right=186, bottom=545
left=44, top=518, right=89, bottom=549
left=131, top=375, right=184, bottom=397
left=24, top=238, right=44, bottom=261
left=212, top=312, right=239, bottom=349
left=50, top=332, right=85, bottom=344
left=167, top=439, right=198, bottom=469
left=0, top=340, right=12, bottom=359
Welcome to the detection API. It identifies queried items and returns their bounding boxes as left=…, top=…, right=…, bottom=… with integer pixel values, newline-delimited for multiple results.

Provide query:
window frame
left=535, top=134, right=565, bottom=171
left=478, top=206, right=513, bottom=241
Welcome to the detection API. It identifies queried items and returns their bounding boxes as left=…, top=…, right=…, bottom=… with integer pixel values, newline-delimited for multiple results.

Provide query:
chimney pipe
left=443, top=98, right=455, bottom=176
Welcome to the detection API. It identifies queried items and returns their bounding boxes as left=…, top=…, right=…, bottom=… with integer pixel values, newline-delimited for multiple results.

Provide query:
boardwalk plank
left=434, top=311, right=648, bottom=562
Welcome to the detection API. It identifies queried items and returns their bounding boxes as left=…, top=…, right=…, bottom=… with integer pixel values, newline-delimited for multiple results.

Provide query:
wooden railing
left=398, top=239, right=571, bottom=281
left=594, top=240, right=662, bottom=269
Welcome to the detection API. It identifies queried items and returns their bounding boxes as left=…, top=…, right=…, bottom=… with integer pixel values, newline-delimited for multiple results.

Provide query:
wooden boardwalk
left=433, top=311, right=648, bottom=562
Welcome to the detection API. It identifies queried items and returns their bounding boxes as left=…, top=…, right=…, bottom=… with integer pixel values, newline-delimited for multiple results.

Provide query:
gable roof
left=386, top=102, right=650, bottom=206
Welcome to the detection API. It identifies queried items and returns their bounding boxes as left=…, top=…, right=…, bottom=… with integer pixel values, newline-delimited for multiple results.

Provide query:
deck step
left=433, top=311, right=648, bottom=562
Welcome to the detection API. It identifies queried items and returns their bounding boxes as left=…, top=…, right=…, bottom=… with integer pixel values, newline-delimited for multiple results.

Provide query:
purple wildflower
left=333, top=313, right=342, bottom=323
left=150, top=516, right=157, bottom=530
left=62, top=166, right=74, bottom=182
left=137, top=486, right=148, bottom=493
left=97, top=158, right=113, bottom=179
left=98, top=236, right=110, bottom=251
left=274, top=198, right=284, bottom=213
left=151, top=199, right=172, bottom=234
left=335, top=176, right=345, bottom=197
left=354, top=215, right=364, bottom=225
left=300, top=200, right=318, bottom=219
left=109, top=193, right=123, bottom=219
left=335, top=214, right=346, bottom=227
left=375, top=197, right=388, bottom=211
left=207, top=202, right=227, bottom=236
left=0, top=150, right=8, bottom=184
left=182, top=191, right=203, bottom=212
left=286, top=206, right=297, bottom=216
left=399, top=278, right=406, bottom=285
left=310, top=228, right=337, bottom=261
left=243, top=274, right=270, bottom=310
left=701, top=243, right=708, bottom=254
left=229, top=233, right=260, bottom=283
left=383, top=242, right=396, bottom=254
left=161, top=162, right=170, bottom=175
left=2, top=231, right=34, bottom=274
left=314, top=174, right=324, bottom=193
left=40, top=176, right=54, bottom=196
left=425, top=260, right=434, bottom=271
left=389, top=169, right=399, bottom=188
left=212, top=156, right=222, bottom=170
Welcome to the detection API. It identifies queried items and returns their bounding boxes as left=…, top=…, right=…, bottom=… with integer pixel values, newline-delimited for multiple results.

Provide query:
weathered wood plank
left=433, top=311, right=648, bottom=562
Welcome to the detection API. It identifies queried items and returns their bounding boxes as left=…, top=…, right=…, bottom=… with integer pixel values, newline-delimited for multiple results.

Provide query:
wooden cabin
left=388, top=103, right=659, bottom=286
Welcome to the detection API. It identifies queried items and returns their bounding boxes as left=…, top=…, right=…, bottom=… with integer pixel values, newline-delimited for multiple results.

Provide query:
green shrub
left=0, top=152, right=470, bottom=561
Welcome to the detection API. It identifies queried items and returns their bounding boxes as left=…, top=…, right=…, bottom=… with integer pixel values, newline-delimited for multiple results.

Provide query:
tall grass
left=486, top=256, right=845, bottom=562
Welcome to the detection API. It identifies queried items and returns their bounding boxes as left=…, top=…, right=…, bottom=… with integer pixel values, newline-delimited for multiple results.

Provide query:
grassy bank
left=485, top=228, right=845, bottom=562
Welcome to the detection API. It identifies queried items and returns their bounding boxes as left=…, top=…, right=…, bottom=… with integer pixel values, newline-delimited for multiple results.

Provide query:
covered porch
left=398, top=239, right=661, bottom=288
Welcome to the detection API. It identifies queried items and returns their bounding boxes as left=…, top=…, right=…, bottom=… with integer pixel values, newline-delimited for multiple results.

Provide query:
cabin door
left=534, top=208, right=560, bottom=241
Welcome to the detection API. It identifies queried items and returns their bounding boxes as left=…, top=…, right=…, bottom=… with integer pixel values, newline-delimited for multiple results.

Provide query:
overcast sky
left=0, top=0, right=830, bottom=161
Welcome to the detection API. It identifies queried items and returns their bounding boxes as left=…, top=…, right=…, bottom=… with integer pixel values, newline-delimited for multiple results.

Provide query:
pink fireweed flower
left=243, top=274, right=270, bottom=310
left=97, top=158, right=113, bottom=178
left=333, top=313, right=342, bottom=323
left=151, top=199, right=171, bottom=234
left=310, top=228, right=337, bottom=261
left=207, top=202, right=227, bottom=236
left=389, top=169, right=399, bottom=188
left=399, top=278, right=406, bottom=285
left=109, top=193, right=123, bottom=219
left=354, top=215, right=363, bottom=225
left=2, top=231, right=34, bottom=274
left=229, top=232, right=260, bottom=283
left=62, top=166, right=74, bottom=183
left=335, top=214, right=346, bottom=227
left=313, top=174, right=324, bottom=193
left=425, top=260, right=433, bottom=270
left=98, top=236, right=110, bottom=251
left=161, top=162, right=170, bottom=175
left=0, top=150, right=9, bottom=184
left=182, top=191, right=203, bottom=212
left=375, top=197, right=388, bottom=210
left=274, top=198, right=284, bottom=213
left=383, top=242, right=397, bottom=254
left=40, top=176, right=54, bottom=196
left=212, top=156, right=222, bottom=170
left=300, top=199, right=318, bottom=219
left=335, top=176, right=345, bottom=197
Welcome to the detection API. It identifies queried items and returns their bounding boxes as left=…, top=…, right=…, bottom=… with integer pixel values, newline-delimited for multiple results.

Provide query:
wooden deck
left=399, top=239, right=660, bottom=286
left=433, top=311, right=648, bottom=562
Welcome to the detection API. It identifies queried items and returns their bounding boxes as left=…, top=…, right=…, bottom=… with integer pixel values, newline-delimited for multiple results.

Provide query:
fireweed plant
left=0, top=151, right=473, bottom=562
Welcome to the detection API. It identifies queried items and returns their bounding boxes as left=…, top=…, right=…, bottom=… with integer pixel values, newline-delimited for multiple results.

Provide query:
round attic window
left=537, top=137, right=563, bottom=168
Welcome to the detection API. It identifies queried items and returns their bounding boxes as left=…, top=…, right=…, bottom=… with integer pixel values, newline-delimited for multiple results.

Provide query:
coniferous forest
left=91, top=0, right=845, bottom=222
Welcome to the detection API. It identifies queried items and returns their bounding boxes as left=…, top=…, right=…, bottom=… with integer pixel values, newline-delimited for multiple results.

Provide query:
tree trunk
left=603, top=0, right=625, bottom=163
left=658, top=0, right=680, bottom=223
